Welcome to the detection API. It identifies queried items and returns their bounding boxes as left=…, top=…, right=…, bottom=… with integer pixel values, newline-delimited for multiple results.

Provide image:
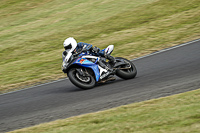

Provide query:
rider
left=62, top=37, right=116, bottom=73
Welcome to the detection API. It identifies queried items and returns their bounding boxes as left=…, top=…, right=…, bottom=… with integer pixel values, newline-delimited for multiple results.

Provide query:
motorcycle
left=62, top=45, right=137, bottom=89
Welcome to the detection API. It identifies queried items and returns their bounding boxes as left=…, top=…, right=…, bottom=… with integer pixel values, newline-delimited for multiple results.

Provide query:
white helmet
left=63, top=37, right=77, bottom=52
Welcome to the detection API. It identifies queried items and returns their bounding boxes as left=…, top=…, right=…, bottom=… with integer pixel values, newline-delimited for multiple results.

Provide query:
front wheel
left=115, top=57, right=137, bottom=79
left=67, top=68, right=95, bottom=89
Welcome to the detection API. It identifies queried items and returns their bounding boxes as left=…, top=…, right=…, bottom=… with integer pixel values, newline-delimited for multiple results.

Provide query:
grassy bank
left=9, top=88, right=200, bottom=133
left=1, top=0, right=200, bottom=93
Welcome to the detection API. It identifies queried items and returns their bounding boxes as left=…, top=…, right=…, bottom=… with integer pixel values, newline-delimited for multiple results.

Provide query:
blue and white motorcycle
left=62, top=45, right=137, bottom=89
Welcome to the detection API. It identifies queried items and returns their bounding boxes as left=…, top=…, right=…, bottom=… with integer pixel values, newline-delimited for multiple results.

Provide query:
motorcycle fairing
left=73, top=57, right=101, bottom=81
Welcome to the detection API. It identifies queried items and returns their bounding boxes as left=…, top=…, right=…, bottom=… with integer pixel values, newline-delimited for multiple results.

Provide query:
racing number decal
left=79, top=59, right=85, bottom=64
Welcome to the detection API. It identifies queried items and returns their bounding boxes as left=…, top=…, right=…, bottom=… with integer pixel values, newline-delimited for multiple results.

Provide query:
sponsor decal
left=79, top=59, right=85, bottom=64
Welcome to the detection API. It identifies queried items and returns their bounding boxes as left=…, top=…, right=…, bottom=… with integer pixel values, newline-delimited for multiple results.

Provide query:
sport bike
left=62, top=45, right=137, bottom=89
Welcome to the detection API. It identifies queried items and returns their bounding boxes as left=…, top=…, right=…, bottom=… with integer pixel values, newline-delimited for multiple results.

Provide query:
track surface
left=1, top=40, right=200, bottom=132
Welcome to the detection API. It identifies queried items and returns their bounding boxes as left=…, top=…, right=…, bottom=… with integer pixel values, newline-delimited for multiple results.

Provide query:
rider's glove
left=91, top=46, right=100, bottom=54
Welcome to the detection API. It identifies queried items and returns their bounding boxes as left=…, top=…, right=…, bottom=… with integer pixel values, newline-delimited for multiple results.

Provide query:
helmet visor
left=64, top=44, right=72, bottom=50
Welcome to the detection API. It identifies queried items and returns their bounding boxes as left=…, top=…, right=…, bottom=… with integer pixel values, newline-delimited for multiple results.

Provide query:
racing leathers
left=62, top=42, right=116, bottom=71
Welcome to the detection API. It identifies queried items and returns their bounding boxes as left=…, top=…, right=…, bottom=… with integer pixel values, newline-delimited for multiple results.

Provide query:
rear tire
left=67, top=68, right=95, bottom=89
left=115, top=57, right=137, bottom=79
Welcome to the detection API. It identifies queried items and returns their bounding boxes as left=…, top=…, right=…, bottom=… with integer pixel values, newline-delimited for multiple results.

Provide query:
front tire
left=67, top=68, right=95, bottom=89
left=115, top=57, right=137, bottom=79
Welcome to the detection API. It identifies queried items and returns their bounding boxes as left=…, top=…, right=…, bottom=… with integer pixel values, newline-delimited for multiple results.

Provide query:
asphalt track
left=0, top=39, right=200, bottom=132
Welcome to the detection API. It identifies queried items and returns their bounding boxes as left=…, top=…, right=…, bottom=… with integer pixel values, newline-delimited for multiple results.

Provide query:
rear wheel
left=115, top=57, right=137, bottom=79
left=67, top=68, right=95, bottom=89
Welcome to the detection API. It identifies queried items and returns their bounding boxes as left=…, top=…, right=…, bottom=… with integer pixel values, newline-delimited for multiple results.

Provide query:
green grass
left=9, top=88, right=200, bottom=133
left=1, top=0, right=200, bottom=93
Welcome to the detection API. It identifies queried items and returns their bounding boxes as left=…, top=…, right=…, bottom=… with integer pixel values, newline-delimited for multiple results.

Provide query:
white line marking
left=1, top=38, right=200, bottom=96
left=131, top=38, right=200, bottom=61
left=0, top=78, right=68, bottom=96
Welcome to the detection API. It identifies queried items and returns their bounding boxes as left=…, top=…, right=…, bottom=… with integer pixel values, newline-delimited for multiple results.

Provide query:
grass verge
left=1, top=0, right=200, bottom=93
left=9, top=88, right=200, bottom=133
